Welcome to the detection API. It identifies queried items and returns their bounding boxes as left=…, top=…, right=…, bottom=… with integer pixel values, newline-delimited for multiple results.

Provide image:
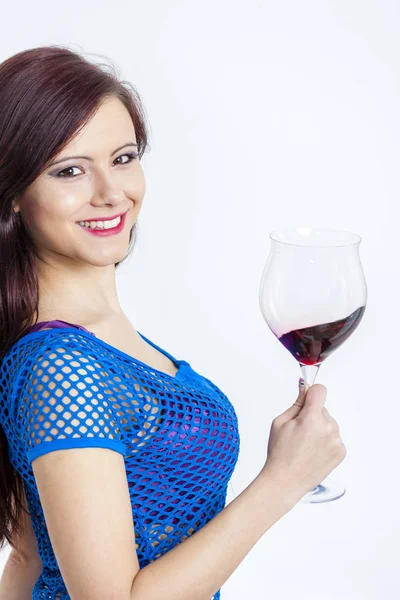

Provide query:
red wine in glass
left=278, top=305, right=366, bottom=366
left=258, top=227, right=367, bottom=503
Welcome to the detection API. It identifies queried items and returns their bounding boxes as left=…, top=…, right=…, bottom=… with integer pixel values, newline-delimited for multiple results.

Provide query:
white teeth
left=78, top=215, right=122, bottom=230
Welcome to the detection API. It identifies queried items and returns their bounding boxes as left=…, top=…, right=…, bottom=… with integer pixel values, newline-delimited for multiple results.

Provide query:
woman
left=0, top=45, right=346, bottom=600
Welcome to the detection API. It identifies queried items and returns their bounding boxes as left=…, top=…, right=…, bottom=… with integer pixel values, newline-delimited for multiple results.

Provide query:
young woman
left=0, top=45, right=346, bottom=600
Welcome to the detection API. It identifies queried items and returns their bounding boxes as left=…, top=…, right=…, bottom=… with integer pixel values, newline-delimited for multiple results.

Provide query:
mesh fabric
left=0, top=320, right=240, bottom=599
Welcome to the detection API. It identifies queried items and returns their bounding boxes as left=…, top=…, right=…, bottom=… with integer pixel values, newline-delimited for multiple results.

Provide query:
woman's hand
left=261, top=379, right=346, bottom=504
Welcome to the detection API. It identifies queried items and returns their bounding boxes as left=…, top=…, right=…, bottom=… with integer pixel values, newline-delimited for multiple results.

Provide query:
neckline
left=21, top=322, right=186, bottom=381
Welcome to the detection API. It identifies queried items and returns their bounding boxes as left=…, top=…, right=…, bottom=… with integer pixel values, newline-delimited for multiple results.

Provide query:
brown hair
left=0, top=44, right=150, bottom=553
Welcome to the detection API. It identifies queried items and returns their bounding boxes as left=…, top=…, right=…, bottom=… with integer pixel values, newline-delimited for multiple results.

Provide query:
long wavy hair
left=0, top=44, right=150, bottom=553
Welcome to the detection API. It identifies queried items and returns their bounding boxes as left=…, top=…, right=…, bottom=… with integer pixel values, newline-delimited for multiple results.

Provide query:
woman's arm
left=0, top=551, right=42, bottom=600
left=130, top=470, right=299, bottom=600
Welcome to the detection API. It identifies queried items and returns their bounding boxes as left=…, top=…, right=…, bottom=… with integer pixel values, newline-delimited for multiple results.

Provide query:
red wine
left=278, top=306, right=366, bottom=366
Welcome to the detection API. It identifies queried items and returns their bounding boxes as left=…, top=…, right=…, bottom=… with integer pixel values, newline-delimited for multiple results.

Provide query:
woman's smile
left=76, top=209, right=129, bottom=236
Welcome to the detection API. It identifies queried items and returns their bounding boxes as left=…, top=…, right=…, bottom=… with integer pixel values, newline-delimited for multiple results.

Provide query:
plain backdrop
left=1, top=1, right=398, bottom=598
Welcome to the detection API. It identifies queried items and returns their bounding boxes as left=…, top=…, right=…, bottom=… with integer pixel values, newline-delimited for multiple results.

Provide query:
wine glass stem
left=299, top=363, right=322, bottom=497
left=300, top=364, right=320, bottom=386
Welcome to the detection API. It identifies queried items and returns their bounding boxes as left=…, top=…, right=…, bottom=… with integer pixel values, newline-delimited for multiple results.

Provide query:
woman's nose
left=91, top=179, right=125, bottom=206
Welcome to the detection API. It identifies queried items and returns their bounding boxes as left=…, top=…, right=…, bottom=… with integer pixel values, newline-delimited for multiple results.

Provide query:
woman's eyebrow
left=47, top=142, right=138, bottom=167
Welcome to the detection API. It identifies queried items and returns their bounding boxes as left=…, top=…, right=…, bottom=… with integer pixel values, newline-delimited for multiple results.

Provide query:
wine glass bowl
left=259, top=228, right=367, bottom=503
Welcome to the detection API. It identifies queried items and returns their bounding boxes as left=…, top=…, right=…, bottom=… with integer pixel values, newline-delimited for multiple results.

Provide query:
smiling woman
left=0, top=45, right=150, bottom=599
left=0, top=44, right=244, bottom=600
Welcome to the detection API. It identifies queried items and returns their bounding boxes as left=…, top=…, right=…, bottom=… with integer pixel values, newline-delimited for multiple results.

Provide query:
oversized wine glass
left=259, top=228, right=367, bottom=504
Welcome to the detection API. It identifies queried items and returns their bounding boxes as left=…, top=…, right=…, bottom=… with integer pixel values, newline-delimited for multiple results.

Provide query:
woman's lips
left=76, top=210, right=128, bottom=237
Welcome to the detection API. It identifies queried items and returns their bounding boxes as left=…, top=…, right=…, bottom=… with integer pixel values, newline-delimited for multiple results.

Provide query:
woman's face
left=13, top=96, right=146, bottom=268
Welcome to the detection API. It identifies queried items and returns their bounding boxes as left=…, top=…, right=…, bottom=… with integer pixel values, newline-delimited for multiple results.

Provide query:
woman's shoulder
left=2, top=322, right=98, bottom=381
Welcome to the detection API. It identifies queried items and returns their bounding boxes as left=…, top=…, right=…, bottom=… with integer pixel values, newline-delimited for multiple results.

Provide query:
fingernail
left=299, top=377, right=305, bottom=387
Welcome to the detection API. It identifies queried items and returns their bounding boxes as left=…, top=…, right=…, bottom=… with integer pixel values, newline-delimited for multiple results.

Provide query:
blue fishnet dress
left=0, top=320, right=240, bottom=600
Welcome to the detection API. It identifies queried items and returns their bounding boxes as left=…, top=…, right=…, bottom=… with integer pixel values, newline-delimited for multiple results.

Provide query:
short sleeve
left=13, top=336, right=127, bottom=465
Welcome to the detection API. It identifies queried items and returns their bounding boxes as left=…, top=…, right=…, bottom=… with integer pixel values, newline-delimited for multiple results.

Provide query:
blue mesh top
left=0, top=320, right=240, bottom=600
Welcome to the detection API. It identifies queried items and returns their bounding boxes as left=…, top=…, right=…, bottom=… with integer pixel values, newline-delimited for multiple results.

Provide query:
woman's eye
left=54, top=151, right=138, bottom=178
left=56, top=166, right=82, bottom=178
left=113, top=152, right=138, bottom=166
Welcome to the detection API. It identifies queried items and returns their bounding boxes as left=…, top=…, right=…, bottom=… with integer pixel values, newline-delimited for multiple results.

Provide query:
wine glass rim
left=269, top=227, right=362, bottom=247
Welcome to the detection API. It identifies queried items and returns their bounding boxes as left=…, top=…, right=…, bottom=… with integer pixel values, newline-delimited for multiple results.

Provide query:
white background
left=1, top=1, right=399, bottom=598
